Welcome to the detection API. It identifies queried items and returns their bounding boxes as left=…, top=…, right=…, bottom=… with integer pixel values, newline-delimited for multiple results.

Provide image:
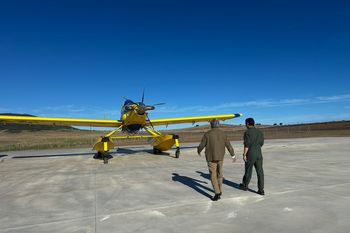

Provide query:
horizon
left=0, top=111, right=349, bottom=132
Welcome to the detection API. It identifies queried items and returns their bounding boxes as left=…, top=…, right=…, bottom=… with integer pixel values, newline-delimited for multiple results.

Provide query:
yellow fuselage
left=121, top=105, right=148, bottom=133
left=122, top=109, right=147, bottom=125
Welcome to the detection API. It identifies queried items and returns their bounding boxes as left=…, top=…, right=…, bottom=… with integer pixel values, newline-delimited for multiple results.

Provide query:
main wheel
left=175, top=149, right=180, bottom=158
left=153, top=147, right=161, bottom=154
left=94, top=151, right=102, bottom=159
left=103, top=156, right=108, bottom=164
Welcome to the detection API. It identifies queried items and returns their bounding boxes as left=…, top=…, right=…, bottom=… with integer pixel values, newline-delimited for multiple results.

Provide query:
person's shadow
left=172, top=173, right=213, bottom=199
left=196, top=171, right=258, bottom=194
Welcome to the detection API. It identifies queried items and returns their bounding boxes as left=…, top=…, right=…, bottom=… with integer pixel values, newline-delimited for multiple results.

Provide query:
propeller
left=123, top=90, right=166, bottom=114
left=137, top=105, right=155, bottom=115
left=146, top=113, right=155, bottom=130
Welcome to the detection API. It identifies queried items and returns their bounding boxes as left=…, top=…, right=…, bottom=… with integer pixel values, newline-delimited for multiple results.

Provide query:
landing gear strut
left=173, top=135, right=180, bottom=159
left=93, top=137, right=114, bottom=164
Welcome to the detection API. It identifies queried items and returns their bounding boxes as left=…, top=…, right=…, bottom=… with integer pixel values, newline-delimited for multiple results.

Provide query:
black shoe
left=257, top=190, right=265, bottom=195
left=212, top=194, right=221, bottom=201
left=239, top=183, right=248, bottom=191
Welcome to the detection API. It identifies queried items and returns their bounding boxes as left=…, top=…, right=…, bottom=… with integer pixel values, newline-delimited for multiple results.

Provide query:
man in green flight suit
left=198, top=119, right=236, bottom=201
left=239, top=118, right=265, bottom=195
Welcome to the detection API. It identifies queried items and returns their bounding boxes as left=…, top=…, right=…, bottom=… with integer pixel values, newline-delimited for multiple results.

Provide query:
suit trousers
left=208, top=160, right=223, bottom=194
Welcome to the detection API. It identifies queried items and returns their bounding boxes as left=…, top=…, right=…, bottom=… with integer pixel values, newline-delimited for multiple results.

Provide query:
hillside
left=0, top=113, right=76, bottom=132
left=0, top=119, right=349, bottom=152
left=164, top=121, right=350, bottom=142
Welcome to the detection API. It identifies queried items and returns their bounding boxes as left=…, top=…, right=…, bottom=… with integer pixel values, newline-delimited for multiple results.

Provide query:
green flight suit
left=242, top=127, right=264, bottom=191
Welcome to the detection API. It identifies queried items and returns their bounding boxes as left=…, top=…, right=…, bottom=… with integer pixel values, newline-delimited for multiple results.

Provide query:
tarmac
left=0, top=137, right=349, bottom=233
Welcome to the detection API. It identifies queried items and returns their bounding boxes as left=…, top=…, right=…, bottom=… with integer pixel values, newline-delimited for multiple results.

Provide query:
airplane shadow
left=196, top=171, right=259, bottom=194
left=12, top=152, right=100, bottom=159
left=172, top=173, right=213, bottom=199
left=117, top=147, right=171, bottom=157
left=0, top=155, right=8, bottom=158
left=11, top=147, right=175, bottom=159
left=176, top=146, right=198, bottom=149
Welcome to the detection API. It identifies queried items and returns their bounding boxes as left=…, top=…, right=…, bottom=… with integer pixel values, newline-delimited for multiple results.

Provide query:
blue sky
left=1, top=0, right=350, bottom=128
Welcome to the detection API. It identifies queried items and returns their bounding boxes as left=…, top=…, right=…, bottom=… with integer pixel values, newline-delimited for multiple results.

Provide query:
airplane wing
left=148, top=113, right=243, bottom=126
left=0, top=115, right=122, bottom=127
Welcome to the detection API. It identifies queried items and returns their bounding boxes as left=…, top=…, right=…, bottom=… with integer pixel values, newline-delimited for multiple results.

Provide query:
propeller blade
left=152, top=103, right=166, bottom=106
left=141, top=89, right=145, bottom=103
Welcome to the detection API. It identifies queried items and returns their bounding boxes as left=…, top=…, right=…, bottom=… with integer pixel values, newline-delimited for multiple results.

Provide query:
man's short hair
left=210, top=119, right=220, bottom=128
left=245, top=118, right=255, bottom=126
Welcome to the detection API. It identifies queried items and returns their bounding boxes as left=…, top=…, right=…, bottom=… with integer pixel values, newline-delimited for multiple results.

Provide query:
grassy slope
left=0, top=121, right=349, bottom=152
left=0, top=113, right=75, bottom=132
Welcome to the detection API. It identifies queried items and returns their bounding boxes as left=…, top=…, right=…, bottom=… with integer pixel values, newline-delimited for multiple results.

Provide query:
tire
left=153, top=147, right=160, bottom=155
left=93, top=152, right=102, bottom=159
left=175, top=149, right=180, bottom=158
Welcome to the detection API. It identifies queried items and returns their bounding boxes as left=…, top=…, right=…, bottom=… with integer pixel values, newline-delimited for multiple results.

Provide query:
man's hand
left=243, top=154, right=248, bottom=162
left=243, top=146, right=249, bottom=162
left=232, top=155, right=236, bottom=163
left=197, top=147, right=203, bottom=157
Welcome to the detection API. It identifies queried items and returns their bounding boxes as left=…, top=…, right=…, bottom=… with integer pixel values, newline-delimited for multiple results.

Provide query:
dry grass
left=167, top=121, right=350, bottom=142
left=0, top=130, right=105, bottom=151
left=0, top=121, right=349, bottom=152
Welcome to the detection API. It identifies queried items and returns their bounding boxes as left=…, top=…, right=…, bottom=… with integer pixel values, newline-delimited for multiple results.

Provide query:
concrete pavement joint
left=93, top=166, right=97, bottom=233
left=0, top=195, right=259, bottom=231
left=271, top=182, right=350, bottom=196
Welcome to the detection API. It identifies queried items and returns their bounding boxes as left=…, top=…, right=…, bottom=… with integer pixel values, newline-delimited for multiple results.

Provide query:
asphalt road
left=0, top=137, right=349, bottom=233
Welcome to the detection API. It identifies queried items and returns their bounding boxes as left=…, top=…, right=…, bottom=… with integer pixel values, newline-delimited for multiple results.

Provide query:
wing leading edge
left=0, top=115, right=122, bottom=127
left=0, top=113, right=243, bottom=128
left=148, top=113, right=243, bottom=126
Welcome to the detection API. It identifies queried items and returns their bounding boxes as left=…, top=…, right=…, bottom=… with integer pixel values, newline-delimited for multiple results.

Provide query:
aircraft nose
left=137, top=105, right=155, bottom=114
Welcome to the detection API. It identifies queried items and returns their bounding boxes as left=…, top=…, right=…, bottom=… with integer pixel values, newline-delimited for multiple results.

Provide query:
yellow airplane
left=0, top=94, right=243, bottom=163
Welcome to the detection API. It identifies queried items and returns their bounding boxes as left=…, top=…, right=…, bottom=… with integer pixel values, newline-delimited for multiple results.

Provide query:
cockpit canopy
left=124, top=100, right=135, bottom=106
